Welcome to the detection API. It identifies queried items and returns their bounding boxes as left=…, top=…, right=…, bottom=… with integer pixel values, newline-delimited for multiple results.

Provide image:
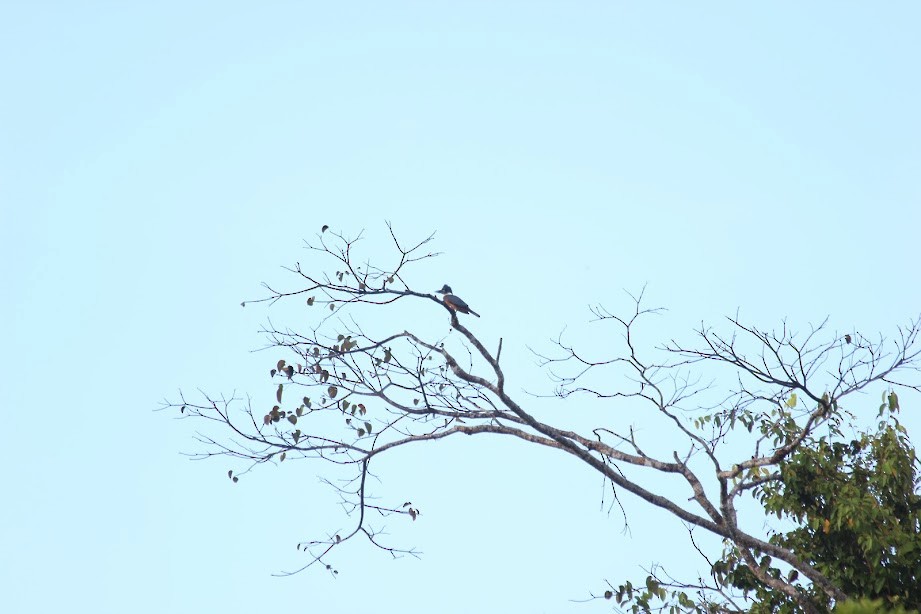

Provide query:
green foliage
left=754, top=413, right=921, bottom=611
left=612, top=404, right=921, bottom=613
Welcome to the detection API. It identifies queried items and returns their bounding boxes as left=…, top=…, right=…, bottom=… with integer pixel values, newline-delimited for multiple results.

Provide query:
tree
left=165, top=226, right=921, bottom=613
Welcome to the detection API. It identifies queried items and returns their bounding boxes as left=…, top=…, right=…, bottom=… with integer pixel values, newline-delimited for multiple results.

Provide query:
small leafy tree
left=165, top=226, right=921, bottom=612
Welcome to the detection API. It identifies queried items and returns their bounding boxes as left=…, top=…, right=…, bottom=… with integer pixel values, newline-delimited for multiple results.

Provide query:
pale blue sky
left=2, top=3, right=920, bottom=613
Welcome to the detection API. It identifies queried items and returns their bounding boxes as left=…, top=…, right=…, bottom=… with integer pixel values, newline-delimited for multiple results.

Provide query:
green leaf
left=364, top=421, right=372, bottom=434
left=785, top=393, right=798, bottom=408
left=287, top=415, right=297, bottom=425
left=292, top=430, right=301, bottom=443
left=888, top=391, right=900, bottom=412
left=279, top=452, right=286, bottom=462
left=276, top=384, right=283, bottom=403
left=328, top=386, right=338, bottom=398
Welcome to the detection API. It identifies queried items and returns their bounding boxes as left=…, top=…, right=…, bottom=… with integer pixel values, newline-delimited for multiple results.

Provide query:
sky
left=2, top=2, right=920, bottom=613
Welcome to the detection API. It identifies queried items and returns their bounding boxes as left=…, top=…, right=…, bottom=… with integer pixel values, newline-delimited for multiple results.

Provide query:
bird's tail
left=469, top=309, right=481, bottom=318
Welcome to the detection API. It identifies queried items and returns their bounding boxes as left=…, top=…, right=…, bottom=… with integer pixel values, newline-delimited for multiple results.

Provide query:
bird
left=434, top=284, right=480, bottom=317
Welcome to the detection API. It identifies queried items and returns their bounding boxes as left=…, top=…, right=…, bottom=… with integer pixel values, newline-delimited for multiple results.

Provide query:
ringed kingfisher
left=435, top=285, right=480, bottom=317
